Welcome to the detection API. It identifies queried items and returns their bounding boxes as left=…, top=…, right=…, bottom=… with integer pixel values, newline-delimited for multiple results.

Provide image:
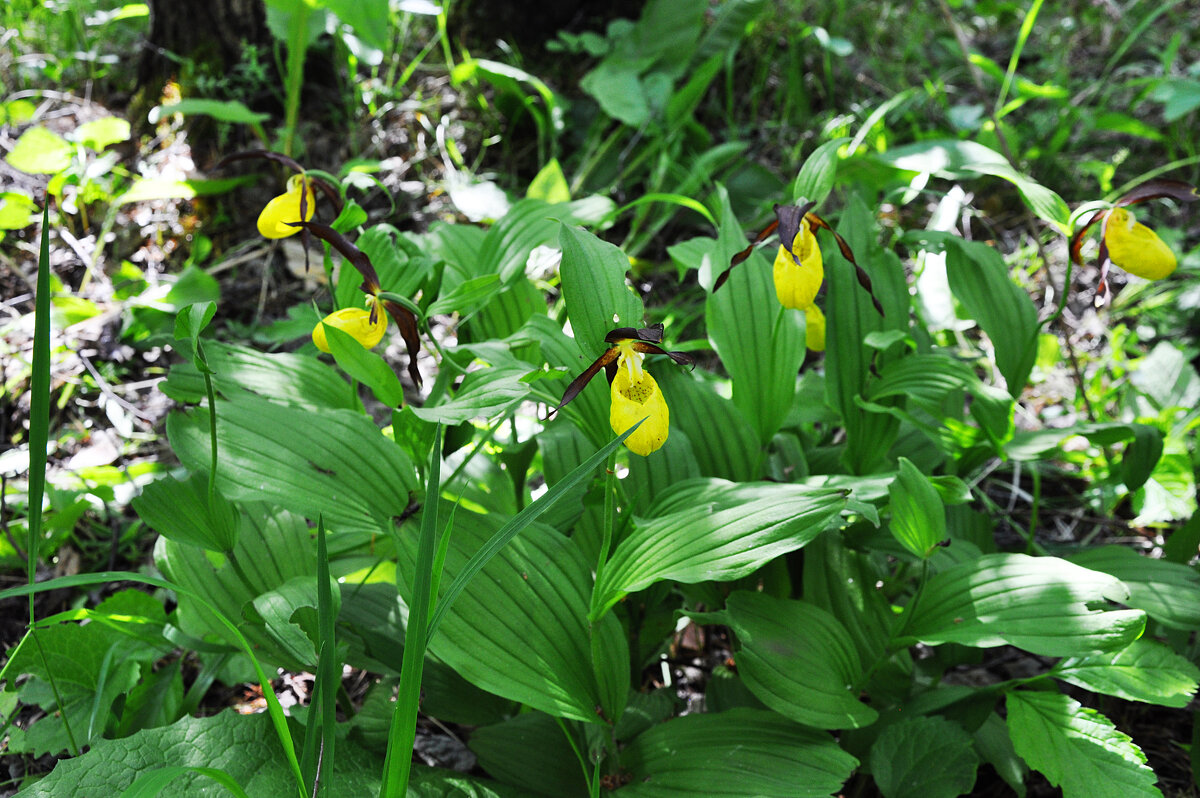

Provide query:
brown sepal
left=1115, top=179, right=1200, bottom=207
left=381, top=299, right=424, bottom=388
left=290, top=220, right=382, bottom=294
left=605, top=323, right=664, bottom=344
left=215, top=149, right=343, bottom=213
left=805, top=211, right=884, bottom=317
left=551, top=347, right=619, bottom=416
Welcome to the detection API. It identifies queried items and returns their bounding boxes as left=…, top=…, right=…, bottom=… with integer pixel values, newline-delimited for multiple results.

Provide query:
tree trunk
left=137, top=0, right=272, bottom=95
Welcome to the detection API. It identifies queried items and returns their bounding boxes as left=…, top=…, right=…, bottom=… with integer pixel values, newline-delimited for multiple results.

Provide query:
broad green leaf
left=792, top=138, right=849, bottom=206
left=879, top=139, right=1070, bottom=229
left=154, top=506, right=315, bottom=667
left=936, top=234, right=1038, bottom=396
left=705, top=188, right=804, bottom=444
left=474, top=198, right=561, bottom=283
left=324, top=322, right=404, bottom=408
left=802, top=533, right=894, bottom=673
left=1121, top=424, right=1165, bottom=493
left=167, top=394, right=418, bottom=537
left=398, top=512, right=628, bottom=724
left=692, top=0, right=768, bottom=63
left=116, top=175, right=254, bottom=204
left=900, top=553, right=1146, bottom=656
left=619, top=708, right=858, bottom=797
left=691, top=592, right=877, bottom=729
left=427, top=273, right=501, bottom=318
left=161, top=341, right=358, bottom=412
left=558, top=224, right=644, bottom=359
left=469, top=712, right=588, bottom=797
left=322, top=0, right=391, bottom=52
left=870, top=716, right=979, bottom=798
left=526, top=158, right=571, bottom=204
left=1068, top=546, right=1200, bottom=630
left=409, top=367, right=530, bottom=424
left=1056, top=639, right=1199, bottom=708
left=1006, top=691, right=1161, bottom=798
left=593, top=484, right=845, bottom=617
left=581, top=62, right=649, bottom=127
left=173, top=301, right=216, bottom=373
left=148, top=98, right=270, bottom=126
left=132, top=472, right=239, bottom=553
left=654, top=368, right=762, bottom=481
left=73, top=116, right=131, bottom=151
left=252, top=575, right=341, bottom=667
left=4, top=623, right=143, bottom=755
left=5, top=126, right=72, bottom=174
left=824, top=193, right=908, bottom=473
left=888, top=458, right=946, bottom=559
left=0, top=191, right=38, bottom=229
left=1151, top=77, right=1200, bottom=122
left=13, top=710, right=387, bottom=797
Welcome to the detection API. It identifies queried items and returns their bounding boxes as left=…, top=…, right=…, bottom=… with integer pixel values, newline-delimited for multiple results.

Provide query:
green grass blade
left=994, top=0, right=1044, bottom=115
left=379, top=425, right=443, bottom=797
left=301, top=516, right=338, bottom=796
left=118, top=765, right=252, bottom=798
left=28, top=202, right=51, bottom=623
left=425, top=423, right=636, bottom=642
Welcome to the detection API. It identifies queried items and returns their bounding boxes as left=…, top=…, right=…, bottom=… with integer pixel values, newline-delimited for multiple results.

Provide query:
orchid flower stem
left=595, top=449, right=618, bottom=587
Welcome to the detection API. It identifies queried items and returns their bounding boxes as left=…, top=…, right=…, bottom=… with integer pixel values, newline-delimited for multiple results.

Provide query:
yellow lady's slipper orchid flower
left=1102, top=207, right=1176, bottom=281
left=553, top=325, right=692, bottom=457
left=312, top=305, right=388, bottom=353
left=804, top=305, right=826, bottom=352
left=609, top=340, right=670, bottom=456
left=713, top=201, right=883, bottom=353
left=773, top=216, right=824, bottom=311
left=257, top=174, right=316, bottom=239
left=1070, top=179, right=1198, bottom=303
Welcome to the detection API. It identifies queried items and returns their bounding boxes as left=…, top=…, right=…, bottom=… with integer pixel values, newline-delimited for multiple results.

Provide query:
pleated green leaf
left=1056, top=639, right=1200, bottom=708
left=469, top=712, right=589, bottom=797
left=1006, top=691, right=1161, bottom=798
left=936, top=233, right=1039, bottom=396
left=619, top=708, right=858, bottom=797
left=593, top=484, right=845, bottom=617
left=900, top=553, right=1146, bottom=657
left=870, top=716, right=979, bottom=798
left=705, top=189, right=805, bottom=444
left=398, top=512, right=628, bottom=724
left=692, top=592, right=877, bottom=729
left=879, top=139, right=1070, bottom=229
left=154, top=506, right=315, bottom=667
left=410, top=367, right=531, bottom=424
left=325, top=322, right=404, bottom=408
left=791, top=137, right=849, bottom=205
left=1068, top=545, right=1200, bottom=630
left=558, top=224, right=645, bottom=359
left=161, top=341, right=358, bottom=412
left=167, top=394, right=418, bottom=536
left=887, top=457, right=946, bottom=559
left=133, top=472, right=239, bottom=554
left=654, top=368, right=762, bottom=481
left=823, top=193, right=908, bottom=474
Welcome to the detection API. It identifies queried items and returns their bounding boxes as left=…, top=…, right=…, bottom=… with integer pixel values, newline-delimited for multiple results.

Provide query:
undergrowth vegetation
left=4, top=1, right=1200, bottom=796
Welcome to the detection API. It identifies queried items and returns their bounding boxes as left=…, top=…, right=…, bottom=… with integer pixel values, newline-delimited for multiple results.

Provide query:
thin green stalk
left=994, top=0, right=1044, bottom=116
left=442, top=398, right=524, bottom=488
left=593, top=450, right=619, bottom=587
left=1025, top=464, right=1041, bottom=555
left=555, top=717, right=595, bottom=796
left=379, top=426, right=443, bottom=797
